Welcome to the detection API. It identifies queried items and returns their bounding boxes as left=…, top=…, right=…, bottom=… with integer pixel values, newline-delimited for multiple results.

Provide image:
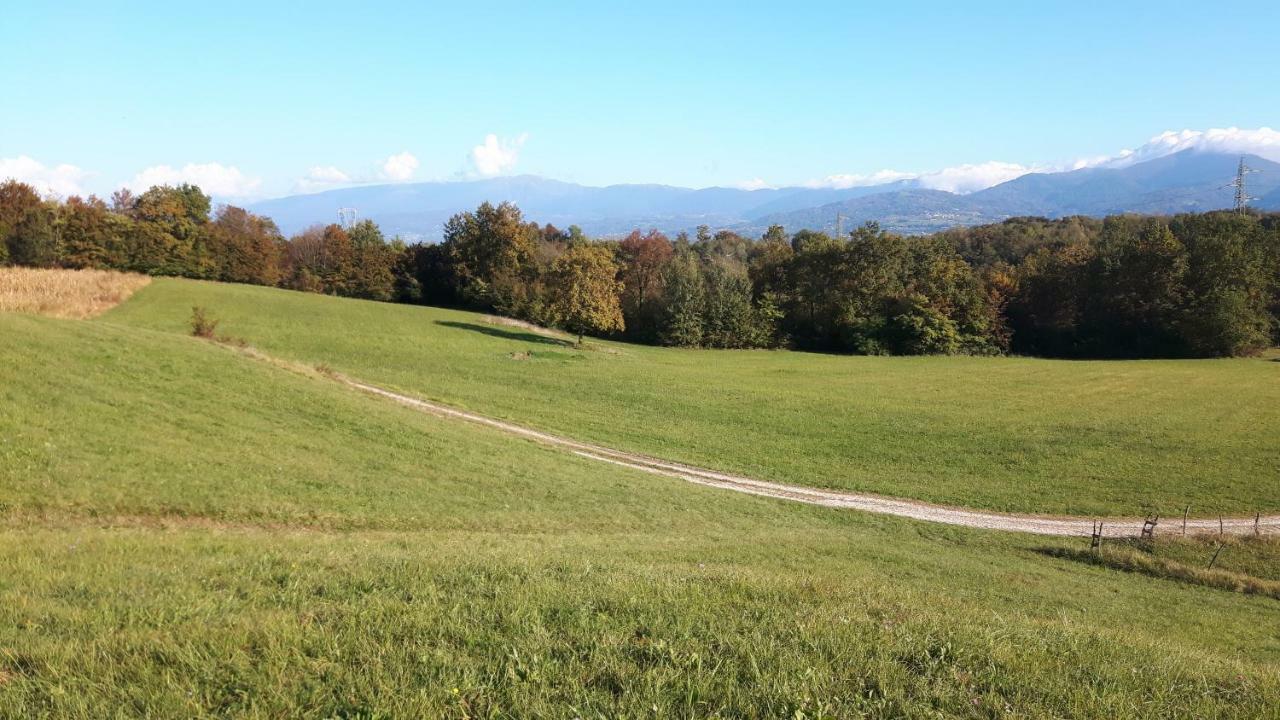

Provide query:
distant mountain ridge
left=735, top=151, right=1280, bottom=237
left=250, top=151, right=1280, bottom=240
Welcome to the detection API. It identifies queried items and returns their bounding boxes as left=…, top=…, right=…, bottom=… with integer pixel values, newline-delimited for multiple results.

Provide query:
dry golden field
left=0, top=267, right=151, bottom=319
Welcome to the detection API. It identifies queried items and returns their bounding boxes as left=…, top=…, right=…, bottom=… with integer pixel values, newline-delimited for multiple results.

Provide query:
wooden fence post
left=1208, top=543, right=1224, bottom=570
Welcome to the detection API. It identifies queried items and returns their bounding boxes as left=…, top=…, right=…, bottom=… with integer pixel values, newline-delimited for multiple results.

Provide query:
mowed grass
left=105, top=278, right=1280, bottom=516
left=1, top=313, right=1278, bottom=717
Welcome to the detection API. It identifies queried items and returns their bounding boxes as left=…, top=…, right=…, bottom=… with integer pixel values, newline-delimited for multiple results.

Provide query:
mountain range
left=250, top=150, right=1280, bottom=241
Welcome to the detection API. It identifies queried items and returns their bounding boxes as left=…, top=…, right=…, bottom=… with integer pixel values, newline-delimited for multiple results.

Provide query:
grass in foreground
left=0, top=267, right=150, bottom=319
left=104, top=278, right=1280, bottom=516
left=2, top=313, right=1278, bottom=717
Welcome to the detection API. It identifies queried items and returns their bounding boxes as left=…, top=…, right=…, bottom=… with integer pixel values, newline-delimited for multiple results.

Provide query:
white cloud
left=292, top=153, right=422, bottom=194
left=1074, top=127, right=1280, bottom=169
left=803, top=163, right=1038, bottom=194
left=734, top=178, right=775, bottom=191
left=804, top=169, right=916, bottom=190
left=0, top=156, right=90, bottom=197
left=470, top=133, right=528, bottom=176
left=915, top=161, right=1041, bottom=193
left=307, top=165, right=351, bottom=184
left=128, top=162, right=261, bottom=198
left=380, top=151, right=419, bottom=181
left=293, top=165, right=353, bottom=194
left=800, top=126, right=1280, bottom=196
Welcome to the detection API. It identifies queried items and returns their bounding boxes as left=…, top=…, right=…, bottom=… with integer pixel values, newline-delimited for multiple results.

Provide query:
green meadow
left=2, top=310, right=1279, bottom=717
left=107, top=278, right=1280, bottom=516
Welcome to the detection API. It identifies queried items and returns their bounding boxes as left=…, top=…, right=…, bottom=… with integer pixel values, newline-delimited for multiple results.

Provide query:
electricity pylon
left=1225, top=156, right=1258, bottom=213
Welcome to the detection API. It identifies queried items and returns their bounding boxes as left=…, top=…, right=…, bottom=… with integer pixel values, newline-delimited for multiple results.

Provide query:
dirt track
left=344, top=377, right=1280, bottom=539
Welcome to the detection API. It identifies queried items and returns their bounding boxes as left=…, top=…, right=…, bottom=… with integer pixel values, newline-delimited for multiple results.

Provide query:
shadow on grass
left=436, top=320, right=573, bottom=347
left=1036, top=545, right=1280, bottom=600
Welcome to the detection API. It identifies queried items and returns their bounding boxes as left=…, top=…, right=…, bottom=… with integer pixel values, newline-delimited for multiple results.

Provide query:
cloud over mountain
left=471, top=133, right=528, bottom=176
left=380, top=152, right=419, bottom=181
left=1076, top=127, right=1280, bottom=169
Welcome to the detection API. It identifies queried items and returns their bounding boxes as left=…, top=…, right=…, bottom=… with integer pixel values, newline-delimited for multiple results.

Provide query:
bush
left=190, top=306, right=219, bottom=338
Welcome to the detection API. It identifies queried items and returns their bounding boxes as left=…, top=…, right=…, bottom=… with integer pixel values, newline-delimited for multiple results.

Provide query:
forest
left=3, top=178, right=1278, bottom=358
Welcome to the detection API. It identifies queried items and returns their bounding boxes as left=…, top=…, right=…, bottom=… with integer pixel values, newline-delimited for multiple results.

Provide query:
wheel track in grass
left=339, top=374, right=1279, bottom=538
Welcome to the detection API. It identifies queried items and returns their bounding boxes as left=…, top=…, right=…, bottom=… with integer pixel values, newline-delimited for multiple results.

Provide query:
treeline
left=0, top=180, right=405, bottom=300
left=939, top=214, right=1280, bottom=357
left=3, top=177, right=1278, bottom=357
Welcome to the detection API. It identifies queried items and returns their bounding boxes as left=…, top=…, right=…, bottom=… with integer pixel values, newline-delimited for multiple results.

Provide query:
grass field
left=2, top=311, right=1279, bottom=717
left=104, top=278, right=1280, bottom=516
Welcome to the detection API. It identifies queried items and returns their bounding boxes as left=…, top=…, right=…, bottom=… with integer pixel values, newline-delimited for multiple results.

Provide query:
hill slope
left=2, top=305, right=1279, bottom=715
left=104, top=279, right=1280, bottom=516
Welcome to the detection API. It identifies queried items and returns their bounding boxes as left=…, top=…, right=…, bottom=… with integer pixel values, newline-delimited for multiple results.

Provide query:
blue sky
left=2, top=1, right=1278, bottom=199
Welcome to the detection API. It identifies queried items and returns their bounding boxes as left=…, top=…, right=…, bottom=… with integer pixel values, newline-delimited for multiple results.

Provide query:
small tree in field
left=548, top=244, right=624, bottom=344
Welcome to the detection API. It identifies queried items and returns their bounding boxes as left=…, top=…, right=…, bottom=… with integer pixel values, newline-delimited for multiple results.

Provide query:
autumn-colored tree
left=109, top=188, right=136, bottom=215
left=284, top=224, right=354, bottom=294
left=617, top=229, right=674, bottom=338
left=207, top=205, right=284, bottom=285
left=59, top=196, right=120, bottom=269
left=547, top=243, right=624, bottom=344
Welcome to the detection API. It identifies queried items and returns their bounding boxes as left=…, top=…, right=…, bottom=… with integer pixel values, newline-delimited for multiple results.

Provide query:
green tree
left=127, top=184, right=214, bottom=276
left=345, top=219, right=396, bottom=300
left=1083, top=216, right=1187, bottom=356
left=442, top=201, right=539, bottom=311
left=658, top=251, right=707, bottom=347
left=0, top=181, right=54, bottom=266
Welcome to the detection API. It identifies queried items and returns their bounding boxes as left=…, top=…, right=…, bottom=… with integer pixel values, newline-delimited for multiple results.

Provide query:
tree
left=618, top=229, right=674, bottom=339
left=128, top=184, right=213, bottom=276
left=657, top=250, right=707, bottom=347
left=748, top=225, right=793, bottom=298
left=700, top=263, right=776, bottom=348
left=1006, top=243, right=1093, bottom=356
left=3, top=205, right=61, bottom=268
left=1171, top=211, right=1274, bottom=356
left=1082, top=216, right=1187, bottom=356
left=0, top=180, right=47, bottom=265
left=59, top=196, right=120, bottom=269
left=283, top=224, right=355, bottom=294
left=442, top=201, right=539, bottom=311
left=207, top=205, right=283, bottom=285
left=345, top=219, right=396, bottom=300
left=785, top=230, right=846, bottom=348
left=547, top=244, right=624, bottom=344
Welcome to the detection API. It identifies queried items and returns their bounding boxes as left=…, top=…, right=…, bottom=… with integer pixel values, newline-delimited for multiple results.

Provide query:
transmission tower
left=337, top=207, right=358, bottom=228
left=1225, top=156, right=1259, bottom=213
